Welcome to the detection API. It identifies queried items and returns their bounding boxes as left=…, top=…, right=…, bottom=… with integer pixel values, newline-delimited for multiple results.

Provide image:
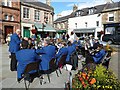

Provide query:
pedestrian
left=9, top=29, right=21, bottom=71
left=66, top=34, right=69, bottom=40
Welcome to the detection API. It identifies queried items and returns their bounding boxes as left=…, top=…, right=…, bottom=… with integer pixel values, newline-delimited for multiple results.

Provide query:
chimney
left=73, top=4, right=78, bottom=12
left=57, top=14, right=62, bottom=18
left=46, top=0, right=51, bottom=6
left=105, top=0, right=114, bottom=3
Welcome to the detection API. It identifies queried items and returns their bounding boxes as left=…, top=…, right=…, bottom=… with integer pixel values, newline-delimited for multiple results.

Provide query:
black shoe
left=11, top=68, right=17, bottom=71
left=17, top=78, right=22, bottom=83
left=29, top=77, right=34, bottom=83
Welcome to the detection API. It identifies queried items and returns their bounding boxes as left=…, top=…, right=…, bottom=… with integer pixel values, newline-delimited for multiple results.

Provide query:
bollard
left=69, top=72, right=72, bottom=90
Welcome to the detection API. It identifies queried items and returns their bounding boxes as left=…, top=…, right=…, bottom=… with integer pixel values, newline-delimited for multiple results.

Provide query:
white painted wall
left=68, top=14, right=103, bottom=38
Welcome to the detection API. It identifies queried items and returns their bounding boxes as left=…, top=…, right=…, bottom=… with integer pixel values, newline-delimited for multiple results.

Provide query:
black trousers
left=10, top=53, right=17, bottom=71
left=85, top=54, right=94, bottom=65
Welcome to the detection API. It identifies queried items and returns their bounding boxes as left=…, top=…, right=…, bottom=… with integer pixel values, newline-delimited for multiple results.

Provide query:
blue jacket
left=66, top=45, right=76, bottom=62
left=16, top=49, right=40, bottom=79
left=73, top=40, right=82, bottom=48
left=9, top=33, right=21, bottom=53
left=93, top=49, right=106, bottom=63
left=36, top=45, right=56, bottom=70
left=55, top=47, right=68, bottom=64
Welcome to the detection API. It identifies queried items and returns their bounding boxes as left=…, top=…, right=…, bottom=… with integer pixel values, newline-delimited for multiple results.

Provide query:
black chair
left=40, top=58, right=59, bottom=83
left=49, top=58, right=59, bottom=80
left=21, top=61, right=41, bottom=90
left=58, top=55, right=67, bottom=74
left=70, top=51, right=78, bottom=70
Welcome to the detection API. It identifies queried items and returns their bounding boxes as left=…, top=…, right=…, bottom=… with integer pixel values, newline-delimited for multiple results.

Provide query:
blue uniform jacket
left=66, top=44, right=76, bottom=62
left=93, top=49, right=106, bottom=63
left=36, top=45, right=56, bottom=70
left=9, top=33, right=21, bottom=53
left=16, top=49, right=40, bottom=79
left=55, top=47, right=68, bottom=64
left=73, top=40, right=82, bottom=47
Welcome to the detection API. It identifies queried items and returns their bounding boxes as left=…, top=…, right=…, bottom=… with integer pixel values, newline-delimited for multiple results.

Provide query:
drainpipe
left=20, top=1, right=22, bottom=36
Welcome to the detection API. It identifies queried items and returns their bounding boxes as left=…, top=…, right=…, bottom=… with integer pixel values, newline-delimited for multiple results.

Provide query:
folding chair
left=49, top=58, right=59, bottom=81
left=40, top=58, right=59, bottom=84
left=22, top=61, right=40, bottom=90
left=58, top=55, right=67, bottom=74
left=70, top=51, right=78, bottom=70
left=99, top=52, right=108, bottom=64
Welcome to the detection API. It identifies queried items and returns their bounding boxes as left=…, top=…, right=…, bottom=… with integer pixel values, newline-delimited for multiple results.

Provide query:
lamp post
left=41, top=23, right=46, bottom=38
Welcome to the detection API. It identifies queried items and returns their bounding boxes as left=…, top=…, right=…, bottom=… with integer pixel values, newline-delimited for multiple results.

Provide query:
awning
left=74, top=28, right=95, bottom=33
left=34, top=23, right=56, bottom=32
left=56, top=30, right=67, bottom=34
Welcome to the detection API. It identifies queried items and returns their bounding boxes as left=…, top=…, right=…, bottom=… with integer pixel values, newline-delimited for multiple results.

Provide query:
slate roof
left=54, top=12, right=75, bottom=23
left=54, top=2, right=120, bottom=23
left=21, top=0, right=54, bottom=11
left=103, top=1, right=120, bottom=11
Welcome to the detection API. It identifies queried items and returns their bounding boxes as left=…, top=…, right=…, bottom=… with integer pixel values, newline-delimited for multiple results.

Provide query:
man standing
left=9, top=29, right=21, bottom=71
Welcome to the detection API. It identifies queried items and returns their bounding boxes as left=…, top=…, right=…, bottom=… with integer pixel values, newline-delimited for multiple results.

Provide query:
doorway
left=4, top=26, right=13, bottom=43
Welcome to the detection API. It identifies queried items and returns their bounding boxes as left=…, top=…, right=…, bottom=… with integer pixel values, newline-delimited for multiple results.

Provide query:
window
left=76, top=11, right=83, bottom=17
left=7, top=0, right=12, bottom=7
left=96, top=21, right=99, bottom=27
left=89, top=9, right=94, bottom=14
left=34, top=10, right=40, bottom=21
left=44, top=12, right=48, bottom=23
left=23, top=7, right=30, bottom=19
left=4, top=14, right=8, bottom=20
left=2, top=1, right=5, bottom=6
left=117, top=27, right=120, bottom=35
left=105, top=27, right=115, bottom=34
left=108, top=13, right=114, bottom=21
left=10, top=15, right=14, bottom=21
left=85, top=22, right=87, bottom=27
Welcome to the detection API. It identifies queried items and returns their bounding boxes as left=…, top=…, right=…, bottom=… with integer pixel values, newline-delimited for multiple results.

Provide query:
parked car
left=102, top=34, right=120, bottom=44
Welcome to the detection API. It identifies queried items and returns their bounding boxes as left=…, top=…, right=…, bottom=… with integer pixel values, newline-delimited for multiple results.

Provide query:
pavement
left=0, top=44, right=119, bottom=89
left=0, top=44, right=83, bottom=89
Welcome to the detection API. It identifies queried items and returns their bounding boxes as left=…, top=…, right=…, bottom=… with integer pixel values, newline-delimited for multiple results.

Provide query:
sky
left=40, top=0, right=120, bottom=20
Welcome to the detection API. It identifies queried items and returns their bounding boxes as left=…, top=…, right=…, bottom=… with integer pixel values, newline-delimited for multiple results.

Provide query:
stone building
left=54, top=5, right=77, bottom=37
left=102, top=1, right=120, bottom=34
left=21, top=0, right=55, bottom=38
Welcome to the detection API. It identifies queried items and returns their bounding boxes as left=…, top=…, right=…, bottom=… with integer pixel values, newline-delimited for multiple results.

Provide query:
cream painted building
left=21, top=0, right=55, bottom=38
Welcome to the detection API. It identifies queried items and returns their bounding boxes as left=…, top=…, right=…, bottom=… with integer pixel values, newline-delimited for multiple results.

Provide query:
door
left=4, top=26, right=13, bottom=43
left=23, top=27, right=30, bottom=38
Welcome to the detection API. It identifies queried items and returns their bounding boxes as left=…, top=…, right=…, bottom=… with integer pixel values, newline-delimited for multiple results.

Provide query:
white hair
left=16, top=29, right=20, bottom=33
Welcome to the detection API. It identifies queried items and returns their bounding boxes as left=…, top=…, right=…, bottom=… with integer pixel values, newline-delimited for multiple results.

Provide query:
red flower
left=89, top=78, right=96, bottom=85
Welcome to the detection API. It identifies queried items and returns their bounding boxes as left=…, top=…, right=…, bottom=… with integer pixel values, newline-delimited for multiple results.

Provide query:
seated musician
left=35, top=39, right=56, bottom=71
left=66, top=40, right=76, bottom=64
left=55, top=41, right=68, bottom=66
left=16, top=40, right=40, bottom=82
left=85, top=44, right=106, bottom=64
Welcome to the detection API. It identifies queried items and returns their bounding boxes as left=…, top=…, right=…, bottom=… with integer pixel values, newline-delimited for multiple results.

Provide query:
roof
left=54, top=2, right=120, bottom=23
left=54, top=12, right=75, bottom=23
left=21, top=0, right=54, bottom=11
left=103, top=2, right=120, bottom=11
